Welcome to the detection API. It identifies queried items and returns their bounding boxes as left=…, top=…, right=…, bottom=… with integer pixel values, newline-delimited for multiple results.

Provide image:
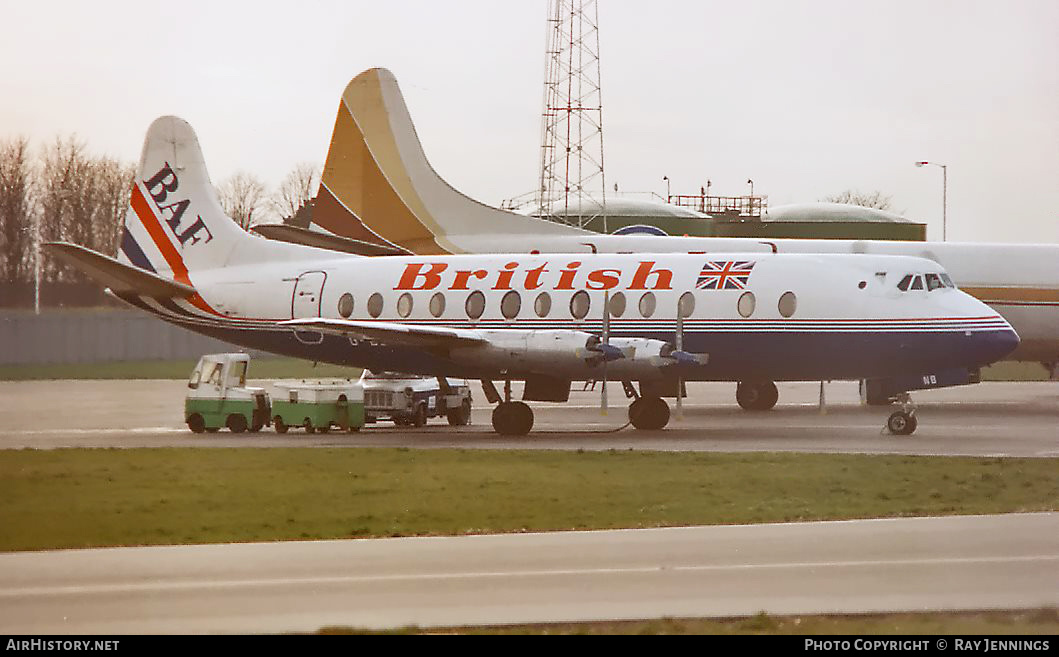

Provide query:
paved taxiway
left=1, top=513, right=1055, bottom=634
left=0, top=380, right=1055, bottom=456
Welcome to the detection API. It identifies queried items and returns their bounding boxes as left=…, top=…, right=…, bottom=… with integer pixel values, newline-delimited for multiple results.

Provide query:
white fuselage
left=131, top=250, right=1019, bottom=384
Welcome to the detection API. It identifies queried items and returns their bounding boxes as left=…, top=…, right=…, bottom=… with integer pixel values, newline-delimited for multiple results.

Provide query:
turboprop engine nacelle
left=603, top=337, right=709, bottom=380
left=453, top=329, right=617, bottom=374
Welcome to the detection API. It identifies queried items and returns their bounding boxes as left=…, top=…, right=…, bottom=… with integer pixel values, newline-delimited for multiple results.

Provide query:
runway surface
left=1, top=513, right=1055, bottom=634
left=0, top=380, right=1055, bottom=457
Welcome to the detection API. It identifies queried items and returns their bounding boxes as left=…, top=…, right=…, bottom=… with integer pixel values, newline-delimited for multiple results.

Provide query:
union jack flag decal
left=696, top=260, right=756, bottom=290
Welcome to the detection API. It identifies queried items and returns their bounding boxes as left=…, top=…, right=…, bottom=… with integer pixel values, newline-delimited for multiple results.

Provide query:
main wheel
left=736, top=381, right=778, bottom=411
left=887, top=411, right=918, bottom=436
left=629, top=396, right=671, bottom=430
left=187, top=413, right=206, bottom=434
left=226, top=414, right=247, bottom=434
left=492, top=401, right=533, bottom=436
left=273, top=416, right=288, bottom=434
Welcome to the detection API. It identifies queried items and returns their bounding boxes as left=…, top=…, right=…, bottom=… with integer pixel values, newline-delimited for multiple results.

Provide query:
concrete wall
left=0, top=309, right=262, bottom=365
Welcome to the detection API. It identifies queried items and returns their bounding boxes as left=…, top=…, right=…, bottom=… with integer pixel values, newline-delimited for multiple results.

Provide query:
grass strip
left=0, top=448, right=1056, bottom=552
left=318, top=608, right=1059, bottom=635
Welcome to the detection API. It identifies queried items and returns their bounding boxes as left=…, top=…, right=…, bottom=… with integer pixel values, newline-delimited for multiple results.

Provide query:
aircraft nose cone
left=978, top=326, right=1020, bottom=365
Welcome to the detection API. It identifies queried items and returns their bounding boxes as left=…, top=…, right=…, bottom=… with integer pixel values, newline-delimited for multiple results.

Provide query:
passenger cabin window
left=465, top=291, right=486, bottom=320
left=367, top=293, right=383, bottom=318
left=737, top=291, right=756, bottom=318
left=338, top=293, right=354, bottom=318
left=501, top=290, right=521, bottom=319
left=638, top=292, right=656, bottom=318
left=570, top=290, right=590, bottom=320
left=778, top=291, right=797, bottom=318
left=429, top=292, right=446, bottom=318
left=534, top=292, right=552, bottom=317
left=678, top=292, right=695, bottom=319
left=608, top=291, right=627, bottom=317
left=397, top=292, right=413, bottom=318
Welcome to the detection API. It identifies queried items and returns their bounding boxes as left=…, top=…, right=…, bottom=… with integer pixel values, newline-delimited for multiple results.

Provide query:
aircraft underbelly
left=161, top=314, right=1013, bottom=383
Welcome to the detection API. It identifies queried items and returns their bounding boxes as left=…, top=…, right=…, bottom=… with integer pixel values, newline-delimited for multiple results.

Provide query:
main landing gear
left=486, top=379, right=535, bottom=436
left=485, top=378, right=675, bottom=435
left=628, top=396, right=670, bottom=430
left=736, top=381, right=779, bottom=411
left=492, top=401, right=534, bottom=436
left=885, top=392, right=918, bottom=436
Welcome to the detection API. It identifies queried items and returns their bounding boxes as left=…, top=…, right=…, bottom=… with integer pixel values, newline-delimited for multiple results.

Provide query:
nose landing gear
left=886, top=392, right=918, bottom=436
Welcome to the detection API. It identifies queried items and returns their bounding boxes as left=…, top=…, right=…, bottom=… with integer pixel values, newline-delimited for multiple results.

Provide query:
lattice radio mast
left=536, top=0, right=607, bottom=231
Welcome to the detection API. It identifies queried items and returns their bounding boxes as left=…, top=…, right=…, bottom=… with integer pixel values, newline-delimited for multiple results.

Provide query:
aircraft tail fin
left=314, top=68, right=587, bottom=255
left=116, top=116, right=264, bottom=284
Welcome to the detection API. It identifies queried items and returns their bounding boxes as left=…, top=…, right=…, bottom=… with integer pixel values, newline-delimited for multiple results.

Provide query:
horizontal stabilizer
left=252, top=224, right=411, bottom=256
left=281, top=317, right=486, bottom=348
left=44, top=242, right=197, bottom=298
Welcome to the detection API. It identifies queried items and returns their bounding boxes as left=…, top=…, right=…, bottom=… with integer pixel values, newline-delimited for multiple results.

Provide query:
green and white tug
left=185, top=353, right=271, bottom=433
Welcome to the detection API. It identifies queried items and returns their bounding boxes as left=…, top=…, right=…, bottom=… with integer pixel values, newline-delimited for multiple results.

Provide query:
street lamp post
left=663, top=175, right=670, bottom=202
left=34, top=209, right=40, bottom=314
left=915, top=161, right=947, bottom=241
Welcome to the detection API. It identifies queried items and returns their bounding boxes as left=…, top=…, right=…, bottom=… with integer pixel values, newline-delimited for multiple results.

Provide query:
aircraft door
left=291, top=271, right=327, bottom=318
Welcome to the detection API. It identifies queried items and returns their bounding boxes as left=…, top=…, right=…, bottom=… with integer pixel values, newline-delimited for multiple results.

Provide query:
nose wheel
left=886, top=393, right=918, bottom=436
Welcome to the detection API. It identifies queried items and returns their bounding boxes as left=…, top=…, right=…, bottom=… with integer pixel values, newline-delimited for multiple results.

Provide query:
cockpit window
left=898, top=272, right=954, bottom=293
left=925, top=273, right=945, bottom=291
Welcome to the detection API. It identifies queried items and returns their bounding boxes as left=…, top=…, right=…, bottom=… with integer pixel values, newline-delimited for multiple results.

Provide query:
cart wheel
left=227, top=414, right=247, bottom=434
left=318, top=424, right=331, bottom=434
left=187, top=414, right=206, bottom=434
left=448, top=399, right=472, bottom=426
left=274, top=416, right=288, bottom=434
left=413, top=403, right=428, bottom=427
left=303, top=419, right=315, bottom=434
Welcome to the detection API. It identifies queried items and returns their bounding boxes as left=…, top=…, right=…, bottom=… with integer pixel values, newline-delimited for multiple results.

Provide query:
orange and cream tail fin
left=314, top=68, right=588, bottom=256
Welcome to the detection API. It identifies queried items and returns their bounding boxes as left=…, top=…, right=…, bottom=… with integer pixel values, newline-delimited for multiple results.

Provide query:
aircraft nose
left=975, top=323, right=1020, bottom=365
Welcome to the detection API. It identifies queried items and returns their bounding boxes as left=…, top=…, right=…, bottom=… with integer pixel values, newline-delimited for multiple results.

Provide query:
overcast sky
left=2, top=0, right=1056, bottom=243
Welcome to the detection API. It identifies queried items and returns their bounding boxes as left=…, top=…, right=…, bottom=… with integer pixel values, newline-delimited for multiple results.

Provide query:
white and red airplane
left=47, top=117, right=1018, bottom=435
left=275, top=67, right=1057, bottom=401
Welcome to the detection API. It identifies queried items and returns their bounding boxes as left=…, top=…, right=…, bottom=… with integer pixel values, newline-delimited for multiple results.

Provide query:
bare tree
left=273, top=162, right=320, bottom=223
left=36, top=136, right=135, bottom=283
left=88, top=157, right=135, bottom=257
left=0, top=137, right=34, bottom=283
left=217, top=171, right=267, bottom=230
left=821, top=190, right=894, bottom=211
left=37, top=136, right=93, bottom=282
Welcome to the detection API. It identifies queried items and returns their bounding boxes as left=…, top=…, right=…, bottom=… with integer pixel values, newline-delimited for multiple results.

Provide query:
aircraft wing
left=252, top=224, right=412, bottom=257
left=44, top=242, right=197, bottom=298
left=281, top=317, right=487, bottom=348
